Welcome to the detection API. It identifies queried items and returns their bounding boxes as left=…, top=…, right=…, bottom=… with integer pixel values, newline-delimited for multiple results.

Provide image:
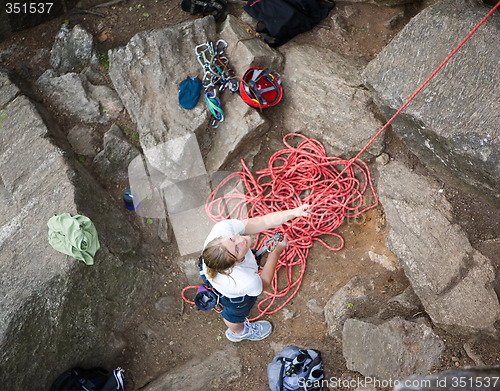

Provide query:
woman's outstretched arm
left=242, top=204, right=311, bottom=235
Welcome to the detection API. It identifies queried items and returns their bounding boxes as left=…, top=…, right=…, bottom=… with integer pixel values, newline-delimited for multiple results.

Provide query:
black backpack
left=181, top=0, right=227, bottom=19
left=243, top=0, right=333, bottom=47
left=49, top=367, right=124, bottom=391
left=267, top=346, right=324, bottom=390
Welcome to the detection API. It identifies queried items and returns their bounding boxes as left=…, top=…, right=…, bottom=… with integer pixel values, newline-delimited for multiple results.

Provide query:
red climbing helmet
left=240, top=67, right=283, bottom=108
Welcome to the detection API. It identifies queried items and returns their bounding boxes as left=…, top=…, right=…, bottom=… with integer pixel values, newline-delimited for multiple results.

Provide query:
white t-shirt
left=202, top=219, right=263, bottom=298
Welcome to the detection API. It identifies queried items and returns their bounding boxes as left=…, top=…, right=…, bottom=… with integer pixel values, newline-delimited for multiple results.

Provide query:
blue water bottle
left=123, top=189, right=137, bottom=210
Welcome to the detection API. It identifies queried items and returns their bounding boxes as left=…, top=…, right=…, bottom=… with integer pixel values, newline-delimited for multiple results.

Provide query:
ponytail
left=202, top=237, right=238, bottom=279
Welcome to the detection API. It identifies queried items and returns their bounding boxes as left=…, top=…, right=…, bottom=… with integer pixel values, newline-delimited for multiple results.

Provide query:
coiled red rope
left=182, top=1, right=500, bottom=318
left=205, top=133, right=378, bottom=319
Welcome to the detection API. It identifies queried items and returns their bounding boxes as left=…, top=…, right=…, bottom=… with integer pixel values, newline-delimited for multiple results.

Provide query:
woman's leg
left=223, top=318, right=244, bottom=334
left=221, top=296, right=271, bottom=341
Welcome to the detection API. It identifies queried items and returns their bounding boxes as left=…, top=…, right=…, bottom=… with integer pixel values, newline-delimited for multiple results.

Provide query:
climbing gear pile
left=240, top=67, right=282, bottom=108
left=268, top=346, right=324, bottom=391
left=195, top=40, right=238, bottom=128
left=192, top=40, right=285, bottom=126
left=206, top=133, right=378, bottom=319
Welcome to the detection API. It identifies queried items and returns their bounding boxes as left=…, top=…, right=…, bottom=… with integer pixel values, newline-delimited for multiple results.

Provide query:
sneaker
left=225, top=319, right=272, bottom=342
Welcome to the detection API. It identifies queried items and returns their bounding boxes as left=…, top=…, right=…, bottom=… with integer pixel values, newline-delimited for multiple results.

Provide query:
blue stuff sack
left=194, top=285, right=220, bottom=311
left=179, top=77, right=203, bottom=110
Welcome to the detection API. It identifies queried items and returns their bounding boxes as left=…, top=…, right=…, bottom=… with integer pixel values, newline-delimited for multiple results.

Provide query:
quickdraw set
left=195, top=39, right=238, bottom=128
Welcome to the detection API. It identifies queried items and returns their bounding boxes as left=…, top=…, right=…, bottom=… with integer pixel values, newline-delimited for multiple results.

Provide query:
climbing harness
left=181, top=232, right=285, bottom=309
left=195, top=39, right=238, bottom=127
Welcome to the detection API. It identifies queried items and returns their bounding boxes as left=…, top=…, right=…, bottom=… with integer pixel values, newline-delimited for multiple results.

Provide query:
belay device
left=254, top=231, right=284, bottom=260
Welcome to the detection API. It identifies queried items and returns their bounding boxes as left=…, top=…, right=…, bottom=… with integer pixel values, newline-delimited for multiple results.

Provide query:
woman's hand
left=293, top=204, right=312, bottom=218
left=275, top=234, right=289, bottom=252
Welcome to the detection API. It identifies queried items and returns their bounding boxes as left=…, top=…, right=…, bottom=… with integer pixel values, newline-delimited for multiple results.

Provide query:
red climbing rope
left=184, top=1, right=500, bottom=318
left=205, top=133, right=378, bottom=319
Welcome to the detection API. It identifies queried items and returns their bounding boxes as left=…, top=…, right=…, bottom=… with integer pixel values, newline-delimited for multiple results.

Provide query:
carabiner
left=195, top=42, right=215, bottom=71
left=202, top=72, right=215, bottom=88
left=264, top=232, right=284, bottom=253
left=195, top=42, right=212, bottom=56
left=215, top=39, right=227, bottom=55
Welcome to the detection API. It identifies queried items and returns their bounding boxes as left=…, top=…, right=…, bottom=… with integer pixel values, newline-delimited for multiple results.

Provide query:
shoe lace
left=243, top=318, right=260, bottom=335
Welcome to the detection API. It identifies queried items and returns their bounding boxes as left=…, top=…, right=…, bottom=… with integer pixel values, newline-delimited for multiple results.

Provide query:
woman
left=201, top=204, right=312, bottom=342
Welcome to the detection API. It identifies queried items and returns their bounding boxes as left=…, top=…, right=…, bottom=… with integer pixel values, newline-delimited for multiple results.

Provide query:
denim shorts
left=219, top=295, right=258, bottom=323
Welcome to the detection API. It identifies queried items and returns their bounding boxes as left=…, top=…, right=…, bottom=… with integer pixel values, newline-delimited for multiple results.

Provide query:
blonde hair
left=202, top=237, right=238, bottom=280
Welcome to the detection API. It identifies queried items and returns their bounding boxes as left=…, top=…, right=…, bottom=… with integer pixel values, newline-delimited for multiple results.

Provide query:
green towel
left=47, top=213, right=100, bottom=265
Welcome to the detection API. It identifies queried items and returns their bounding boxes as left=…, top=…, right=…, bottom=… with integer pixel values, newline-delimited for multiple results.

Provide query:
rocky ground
left=1, top=1, right=500, bottom=390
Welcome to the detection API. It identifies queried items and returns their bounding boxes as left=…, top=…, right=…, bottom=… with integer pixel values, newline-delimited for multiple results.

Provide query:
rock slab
left=0, top=70, right=152, bottom=391
left=280, top=42, right=386, bottom=159
left=377, top=160, right=500, bottom=332
left=50, top=24, right=99, bottom=74
left=343, top=317, right=445, bottom=379
left=142, top=345, right=241, bottom=391
left=108, top=17, right=216, bottom=152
